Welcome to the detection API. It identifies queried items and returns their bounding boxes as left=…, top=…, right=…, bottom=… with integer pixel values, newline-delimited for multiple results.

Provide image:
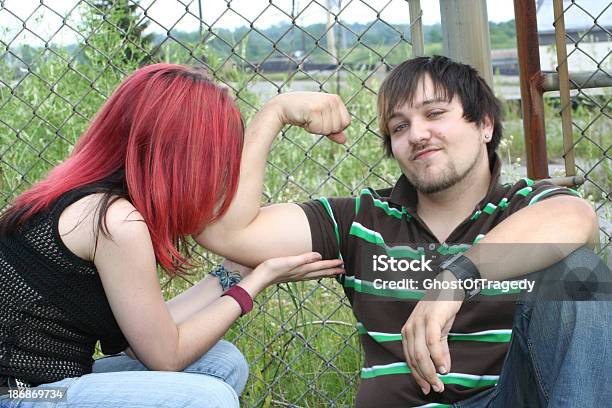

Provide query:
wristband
left=222, top=285, right=253, bottom=316
left=440, top=253, right=482, bottom=300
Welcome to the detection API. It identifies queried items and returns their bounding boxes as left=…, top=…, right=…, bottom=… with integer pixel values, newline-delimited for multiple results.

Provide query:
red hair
left=0, top=64, right=244, bottom=276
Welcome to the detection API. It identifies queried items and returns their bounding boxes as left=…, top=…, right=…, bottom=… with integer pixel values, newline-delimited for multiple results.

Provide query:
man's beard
left=405, top=151, right=481, bottom=194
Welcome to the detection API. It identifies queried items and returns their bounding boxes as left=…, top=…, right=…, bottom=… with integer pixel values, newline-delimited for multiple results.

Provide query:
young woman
left=0, top=64, right=346, bottom=407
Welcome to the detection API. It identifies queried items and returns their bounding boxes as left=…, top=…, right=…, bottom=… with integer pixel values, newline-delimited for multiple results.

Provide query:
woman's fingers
left=294, top=258, right=344, bottom=273
left=285, top=267, right=345, bottom=282
left=262, top=252, right=322, bottom=272
left=281, top=258, right=344, bottom=281
left=259, top=253, right=344, bottom=283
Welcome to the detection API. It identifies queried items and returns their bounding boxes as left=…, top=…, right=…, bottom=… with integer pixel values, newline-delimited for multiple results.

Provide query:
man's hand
left=401, top=271, right=463, bottom=395
left=266, top=92, right=351, bottom=144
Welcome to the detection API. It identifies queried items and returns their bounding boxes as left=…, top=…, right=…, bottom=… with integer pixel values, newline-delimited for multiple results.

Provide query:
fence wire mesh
left=0, top=0, right=609, bottom=406
left=549, top=0, right=611, bottom=255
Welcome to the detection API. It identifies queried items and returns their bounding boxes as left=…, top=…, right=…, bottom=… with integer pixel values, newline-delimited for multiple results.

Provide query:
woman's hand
left=253, top=252, right=344, bottom=286
left=265, top=92, right=351, bottom=144
left=236, top=252, right=344, bottom=300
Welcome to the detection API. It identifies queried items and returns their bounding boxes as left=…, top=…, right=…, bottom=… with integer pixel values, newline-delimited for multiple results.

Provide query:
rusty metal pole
left=513, top=0, right=549, bottom=179
left=552, top=0, right=576, bottom=177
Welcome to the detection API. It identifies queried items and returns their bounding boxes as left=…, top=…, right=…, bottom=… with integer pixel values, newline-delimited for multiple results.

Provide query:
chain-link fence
left=0, top=0, right=609, bottom=406
left=546, top=0, right=611, bottom=254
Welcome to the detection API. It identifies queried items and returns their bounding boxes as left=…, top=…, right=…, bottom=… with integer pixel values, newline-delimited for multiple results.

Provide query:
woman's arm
left=164, top=260, right=252, bottom=325
left=194, top=92, right=350, bottom=267
left=97, top=200, right=343, bottom=371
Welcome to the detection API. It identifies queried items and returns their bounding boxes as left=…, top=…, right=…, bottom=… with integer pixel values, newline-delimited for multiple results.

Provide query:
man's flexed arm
left=194, top=92, right=351, bottom=267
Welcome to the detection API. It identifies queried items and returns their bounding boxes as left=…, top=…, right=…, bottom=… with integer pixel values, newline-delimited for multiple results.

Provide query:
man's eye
left=392, top=123, right=408, bottom=134
left=428, top=110, right=444, bottom=118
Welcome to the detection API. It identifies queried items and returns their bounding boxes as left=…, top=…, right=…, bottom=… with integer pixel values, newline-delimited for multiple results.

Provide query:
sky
left=0, top=0, right=610, bottom=46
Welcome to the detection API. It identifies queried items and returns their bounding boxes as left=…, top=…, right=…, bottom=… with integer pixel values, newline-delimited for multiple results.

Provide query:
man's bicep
left=220, top=203, right=313, bottom=267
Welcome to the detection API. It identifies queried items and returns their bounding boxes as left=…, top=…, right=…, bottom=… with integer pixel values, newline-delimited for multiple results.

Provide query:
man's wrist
left=426, top=270, right=465, bottom=302
left=439, top=253, right=482, bottom=300
left=259, top=96, right=287, bottom=130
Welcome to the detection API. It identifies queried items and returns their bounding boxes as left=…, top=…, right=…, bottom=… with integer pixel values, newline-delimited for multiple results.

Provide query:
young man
left=197, top=56, right=610, bottom=407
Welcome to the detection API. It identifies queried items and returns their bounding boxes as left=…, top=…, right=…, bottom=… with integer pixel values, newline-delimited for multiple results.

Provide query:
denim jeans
left=453, top=247, right=612, bottom=408
left=0, top=339, right=249, bottom=408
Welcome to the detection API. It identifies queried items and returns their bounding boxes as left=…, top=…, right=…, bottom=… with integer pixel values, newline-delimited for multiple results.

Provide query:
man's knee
left=522, top=246, right=611, bottom=302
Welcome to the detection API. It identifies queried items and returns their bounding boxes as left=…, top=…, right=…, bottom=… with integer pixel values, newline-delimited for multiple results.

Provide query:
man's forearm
left=463, top=196, right=598, bottom=282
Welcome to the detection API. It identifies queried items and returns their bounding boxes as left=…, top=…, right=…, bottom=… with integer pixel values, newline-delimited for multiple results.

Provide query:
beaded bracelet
left=209, top=264, right=242, bottom=291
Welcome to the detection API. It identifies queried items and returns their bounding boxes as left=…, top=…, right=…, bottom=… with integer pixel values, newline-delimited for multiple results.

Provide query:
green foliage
left=90, top=0, right=156, bottom=64
left=167, top=19, right=519, bottom=66
left=489, top=20, right=518, bottom=49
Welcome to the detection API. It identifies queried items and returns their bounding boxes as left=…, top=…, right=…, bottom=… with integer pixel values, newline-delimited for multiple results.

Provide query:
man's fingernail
left=420, top=387, right=428, bottom=395
left=432, top=384, right=441, bottom=393
left=439, top=366, right=447, bottom=374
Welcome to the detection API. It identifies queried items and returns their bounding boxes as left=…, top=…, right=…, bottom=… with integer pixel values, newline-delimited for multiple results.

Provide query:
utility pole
left=440, top=0, right=493, bottom=87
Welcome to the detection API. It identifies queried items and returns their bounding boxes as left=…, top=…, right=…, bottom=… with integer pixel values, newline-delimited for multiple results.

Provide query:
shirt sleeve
left=503, top=178, right=581, bottom=216
left=298, top=197, right=357, bottom=261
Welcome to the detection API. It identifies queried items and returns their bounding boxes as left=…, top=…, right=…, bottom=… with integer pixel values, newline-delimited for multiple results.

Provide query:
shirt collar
left=388, top=153, right=503, bottom=210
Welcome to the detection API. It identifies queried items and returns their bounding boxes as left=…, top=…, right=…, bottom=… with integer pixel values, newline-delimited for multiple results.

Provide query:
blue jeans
left=0, top=340, right=249, bottom=408
left=454, top=247, right=612, bottom=408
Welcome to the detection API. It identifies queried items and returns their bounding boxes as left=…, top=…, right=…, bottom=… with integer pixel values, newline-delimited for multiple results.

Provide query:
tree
left=90, top=0, right=155, bottom=64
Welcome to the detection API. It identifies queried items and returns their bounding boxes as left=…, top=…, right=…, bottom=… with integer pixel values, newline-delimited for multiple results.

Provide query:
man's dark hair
left=377, top=55, right=503, bottom=158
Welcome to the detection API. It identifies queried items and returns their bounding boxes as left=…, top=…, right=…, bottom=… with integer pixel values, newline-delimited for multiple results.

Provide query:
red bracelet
left=222, top=285, right=253, bottom=316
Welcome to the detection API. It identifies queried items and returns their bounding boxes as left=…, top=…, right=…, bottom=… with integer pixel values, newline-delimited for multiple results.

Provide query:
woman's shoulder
left=58, top=194, right=147, bottom=263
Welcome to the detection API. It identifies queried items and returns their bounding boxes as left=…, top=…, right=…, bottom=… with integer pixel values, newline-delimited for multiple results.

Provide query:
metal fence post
left=513, top=0, right=550, bottom=179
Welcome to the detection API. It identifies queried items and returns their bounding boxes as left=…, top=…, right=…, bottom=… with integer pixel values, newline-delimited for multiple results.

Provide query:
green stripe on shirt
left=357, top=323, right=512, bottom=343
left=360, top=362, right=499, bottom=388
left=349, top=222, right=425, bottom=259
left=528, top=187, right=579, bottom=206
left=360, top=189, right=408, bottom=220
left=318, top=197, right=343, bottom=260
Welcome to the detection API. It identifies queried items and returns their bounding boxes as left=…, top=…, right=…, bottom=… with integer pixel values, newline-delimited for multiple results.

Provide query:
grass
left=1, top=8, right=610, bottom=407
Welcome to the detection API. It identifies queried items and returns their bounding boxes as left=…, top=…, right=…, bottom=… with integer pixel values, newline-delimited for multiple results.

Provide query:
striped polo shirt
left=299, top=155, right=578, bottom=407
